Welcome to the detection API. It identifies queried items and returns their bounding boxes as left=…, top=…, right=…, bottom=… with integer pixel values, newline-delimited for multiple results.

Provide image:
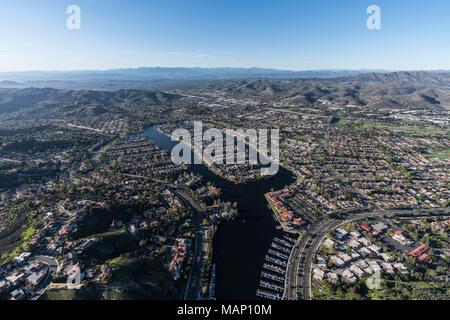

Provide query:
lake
left=142, top=125, right=296, bottom=299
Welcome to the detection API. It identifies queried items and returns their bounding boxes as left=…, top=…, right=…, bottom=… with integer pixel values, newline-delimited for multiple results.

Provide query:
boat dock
left=273, top=237, right=293, bottom=248
left=268, top=249, right=289, bottom=260
left=260, top=280, right=284, bottom=293
left=270, top=242, right=291, bottom=253
left=265, top=255, right=287, bottom=267
left=208, top=264, right=216, bottom=300
left=261, top=271, right=285, bottom=283
left=256, top=289, right=281, bottom=300
left=262, top=262, right=286, bottom=274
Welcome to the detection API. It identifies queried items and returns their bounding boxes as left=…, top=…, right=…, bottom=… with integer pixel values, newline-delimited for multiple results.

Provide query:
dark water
left=142, top=125, right=296, bottom=299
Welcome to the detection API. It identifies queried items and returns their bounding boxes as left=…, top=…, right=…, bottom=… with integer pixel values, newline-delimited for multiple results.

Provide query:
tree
left=139, top=239, right=148, bottom=247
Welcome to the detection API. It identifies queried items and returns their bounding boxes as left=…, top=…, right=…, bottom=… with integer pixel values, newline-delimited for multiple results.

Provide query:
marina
left=208, top=264, right=216, bottom=300
left=256, top=231, right=297, bottom=300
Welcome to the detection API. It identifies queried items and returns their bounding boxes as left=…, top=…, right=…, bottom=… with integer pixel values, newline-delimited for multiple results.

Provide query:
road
left=293, top=219, right=339, bottom=300
left=302, top=219, right=344, bottom=300
left=0, top=158, right=22, bottom=163
left=103, top=169, right=177, bottom=188
left=31, top=255, right=59, bottom=300
left=184, top=227, right=209, bottom=300
left=66, top=123, right=106, bottom=134
left=284, top=208, right=449, bottom=300
left=57, top=203, right=71, bottom=215
left=176, top=190, right=208, bottom=300
left=265, top=107, right=327, bottom=119
left=283, top=237, right=300, bottom=300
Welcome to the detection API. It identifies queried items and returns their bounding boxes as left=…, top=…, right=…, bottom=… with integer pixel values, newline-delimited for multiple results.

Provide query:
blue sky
left=0, top=0, right=449, bottom=71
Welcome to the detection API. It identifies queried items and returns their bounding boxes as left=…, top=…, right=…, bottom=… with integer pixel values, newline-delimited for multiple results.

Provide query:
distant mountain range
left=0, top=67, right=449, bottom=91
left=345, top=71, right=450, bottom=86
left=199, top=71, right=450, bottom=109
left=0, top=67, right=389, bottom=83
left=0, top=87, right=180, bottom=115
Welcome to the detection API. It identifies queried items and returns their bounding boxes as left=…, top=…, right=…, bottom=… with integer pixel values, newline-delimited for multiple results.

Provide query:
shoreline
left=155, top=123, right=299, bottom=185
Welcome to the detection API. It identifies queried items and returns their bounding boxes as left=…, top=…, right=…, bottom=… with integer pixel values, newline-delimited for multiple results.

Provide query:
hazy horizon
left=0, top=66, right=400, bottom=74
left=2, top=66, right=450, bottom=75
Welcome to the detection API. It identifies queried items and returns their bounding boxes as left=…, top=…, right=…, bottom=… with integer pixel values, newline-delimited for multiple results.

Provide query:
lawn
left=423, top=149, right=450, bottom=159
left=41, top=289, right=78, bottom=300
left=337, top=119, right=449, bottom=137
left=21, top=226, right=36, bottom=241
left=265, top=194, right=283, bottom=225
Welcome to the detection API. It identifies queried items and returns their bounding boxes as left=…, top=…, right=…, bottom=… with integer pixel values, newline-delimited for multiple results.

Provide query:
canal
left=142, top=125, right=296, bottom=299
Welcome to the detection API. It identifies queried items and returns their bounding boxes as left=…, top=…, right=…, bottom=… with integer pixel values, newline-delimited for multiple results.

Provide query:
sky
left=0, top=0, right=450, bottom=72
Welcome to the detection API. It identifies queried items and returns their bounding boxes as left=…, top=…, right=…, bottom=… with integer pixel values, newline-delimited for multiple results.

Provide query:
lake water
left=142, top=125, right=296, bottom=299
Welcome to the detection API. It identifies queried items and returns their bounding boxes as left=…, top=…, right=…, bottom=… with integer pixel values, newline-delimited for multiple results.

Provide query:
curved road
left=284, top=208, right=449, bottom=300
left=31, top=255, right=59, bottom=300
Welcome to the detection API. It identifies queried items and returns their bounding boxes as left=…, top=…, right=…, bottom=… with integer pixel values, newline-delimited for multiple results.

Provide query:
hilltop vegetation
left=0, top=88, right=181, bottom=115
left=210, top=72, right=450, bottom=109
